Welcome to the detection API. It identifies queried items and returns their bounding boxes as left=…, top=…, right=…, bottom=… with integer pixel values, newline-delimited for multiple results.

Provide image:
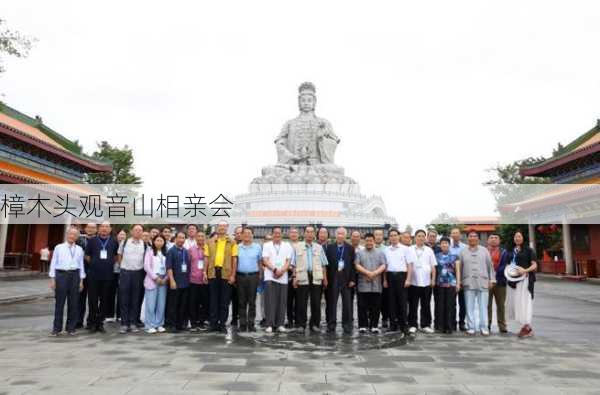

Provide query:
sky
left=2, top=0, right=599, bottom=229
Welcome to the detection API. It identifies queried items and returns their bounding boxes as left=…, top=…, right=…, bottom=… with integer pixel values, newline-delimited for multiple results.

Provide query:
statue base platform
left=252, top=164, right=356, bottom=186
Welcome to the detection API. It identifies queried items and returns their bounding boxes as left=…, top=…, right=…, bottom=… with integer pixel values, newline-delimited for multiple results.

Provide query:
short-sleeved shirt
left=118, top=238, right=146, bottom=271
left=213, top=237, right=239, bottom=268
left=435, top=252, right=459, bottom=287
left=188, top=243, right=206, bottom=285
left=85, top=236, right=119, bottom=281
left=262, top=241, right=293, bottom=284
left=410, top=245, right=437, bottom=287
left=449, top=241, right=466, bottom=256
left=237, top=242, right=262, bottom=273
left=166, top=246, right=190, bottom=289
left=355, top=247, right=387, bottom=293
left=384, top=243, right=413, bottom=272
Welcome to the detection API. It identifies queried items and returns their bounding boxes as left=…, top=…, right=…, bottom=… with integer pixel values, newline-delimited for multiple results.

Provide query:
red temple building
left=515, top=119, right=600, bottom=277
left=0, top=102, right=111, bottom=272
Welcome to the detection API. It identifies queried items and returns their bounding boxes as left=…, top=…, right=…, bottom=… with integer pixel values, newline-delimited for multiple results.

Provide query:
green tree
left=86, top=141, right=142, bottom=184
left=427, top=212, right=463, bottom=236
left=0, top=19, right=35, bottom=74
left=485, top=158, right=554, bottom=254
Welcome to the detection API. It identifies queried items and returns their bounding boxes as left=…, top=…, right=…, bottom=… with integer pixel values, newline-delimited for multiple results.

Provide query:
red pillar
left=29, top=224, right=49, bottom=272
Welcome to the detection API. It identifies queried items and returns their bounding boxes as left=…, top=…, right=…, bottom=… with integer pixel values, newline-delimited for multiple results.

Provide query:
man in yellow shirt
left=203, top=221, right=238, bottom=333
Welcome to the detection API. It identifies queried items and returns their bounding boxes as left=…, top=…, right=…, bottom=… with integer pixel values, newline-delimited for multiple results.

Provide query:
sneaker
left=130, top=327, right=140, bottom=333
left=96, top=326, right=106, bottom=334
left=157, top=326, right=166, bottom=333
left=481, top=329, right=490, bottom=336
left=422, top=327, right=434, bottom=334
left=49, top=331, right=59, bottom=337
left=119, top=326, right=128, bottom=334
left=359, top=327, right=368, bottom=334
left=248, top=325, right=256, bottom=332
left=408, top=327, right=417, bottom=334
left=371, top=328, right=381, bottom=334
left=189, top=327, right=199, bottom=333
left=105, top=318, right=115, bottom=323
left=265, top=326, right=273, bottom=334
left=67, top=331, right=77, bottom=336
left=146, top=328, right=157, bottom=334
left=277, top=326, right=287, bottom=333
left=466, top=329, right=475, bottom=335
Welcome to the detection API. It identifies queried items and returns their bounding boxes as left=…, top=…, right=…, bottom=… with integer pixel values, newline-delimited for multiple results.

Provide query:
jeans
left=119, top=269, right=144, bottom=328
left=464, top=288, right=489, bottom=331
left=144, top=285, right=167, bottom=329
left=53, top=270, right=80, bottom=333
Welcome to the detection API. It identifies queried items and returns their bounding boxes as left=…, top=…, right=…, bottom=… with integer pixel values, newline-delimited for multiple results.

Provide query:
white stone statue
left=252, top=82, right=356, bottom=186
left=275, top=82, right=340, bottom=166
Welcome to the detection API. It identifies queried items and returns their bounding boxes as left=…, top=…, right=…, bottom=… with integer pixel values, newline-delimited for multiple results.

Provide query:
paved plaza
left=0, top=277, right=599, bottom=394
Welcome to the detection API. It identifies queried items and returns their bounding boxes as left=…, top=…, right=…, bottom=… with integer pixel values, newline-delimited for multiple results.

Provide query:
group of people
left=49, top=222, right=538, bottom=339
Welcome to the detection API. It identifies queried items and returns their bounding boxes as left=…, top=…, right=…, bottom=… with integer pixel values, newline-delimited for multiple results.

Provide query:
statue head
left=298, top=81, right=316, bottom=113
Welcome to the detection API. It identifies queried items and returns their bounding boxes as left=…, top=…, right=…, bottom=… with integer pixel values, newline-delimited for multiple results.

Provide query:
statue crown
left=298, top=82, right=316, bottom=96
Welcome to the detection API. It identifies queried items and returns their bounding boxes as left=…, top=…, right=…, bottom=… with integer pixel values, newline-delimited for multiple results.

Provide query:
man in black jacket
left=76, top=223, right=97, bottom=329
left=325, top=227, right=356, bottom=335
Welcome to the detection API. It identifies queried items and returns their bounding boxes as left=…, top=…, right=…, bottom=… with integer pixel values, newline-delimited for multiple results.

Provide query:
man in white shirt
left=408, top=229, right=437, bottom=334
left=49, top=227, right=85, bottom=336
left=183, top=224, right=199, bottom=250
left=262, top=226, right=293, bottom=333
left=383, top=228, right=413, bottom=334
left=117, top=224, right=147, bottom=334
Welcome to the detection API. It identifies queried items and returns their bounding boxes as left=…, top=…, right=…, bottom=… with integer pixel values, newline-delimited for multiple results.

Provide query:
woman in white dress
left=506, top=231, right=537, bottom=338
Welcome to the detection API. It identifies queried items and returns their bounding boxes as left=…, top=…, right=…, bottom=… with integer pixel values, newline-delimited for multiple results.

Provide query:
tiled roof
left=520, top=121, right=599, bottom=177
left=0, top=102, right=112, bottom=173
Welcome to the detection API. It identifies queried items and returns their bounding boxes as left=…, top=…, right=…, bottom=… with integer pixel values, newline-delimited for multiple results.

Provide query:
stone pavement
left=0, top=278, right=51, bottom=304
left=0, top=278, right=599, bottom=394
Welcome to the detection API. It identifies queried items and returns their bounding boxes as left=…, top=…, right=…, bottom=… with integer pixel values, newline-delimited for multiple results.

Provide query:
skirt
left=507, top=276, right=533, bottom=326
